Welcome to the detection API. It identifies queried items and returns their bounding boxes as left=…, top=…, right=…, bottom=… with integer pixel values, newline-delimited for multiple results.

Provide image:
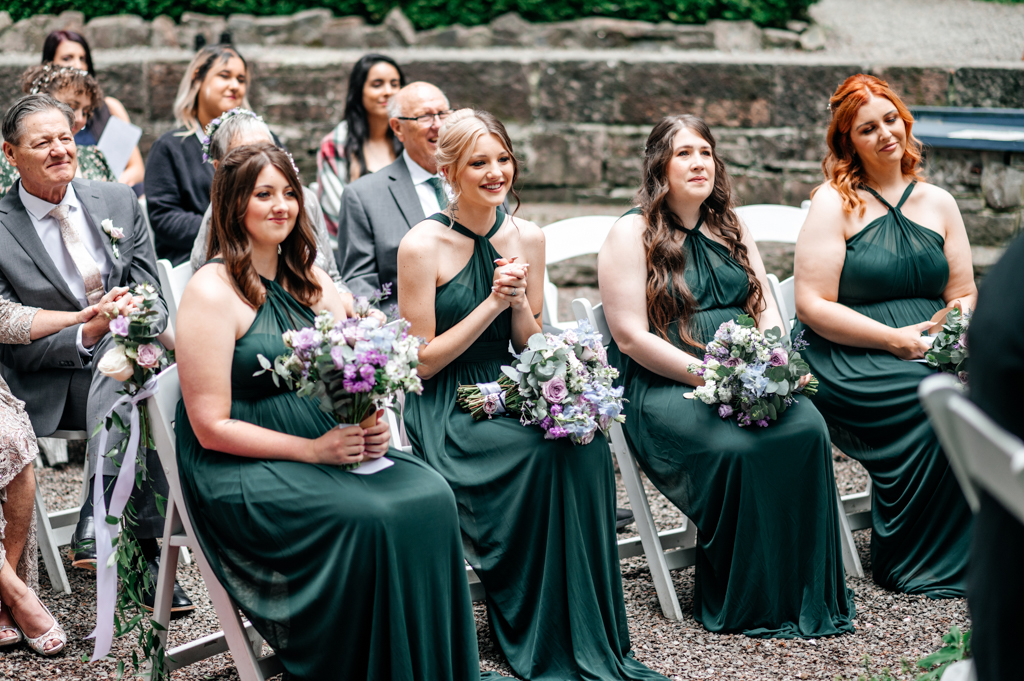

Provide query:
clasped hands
left=888, top=299, right=965, bottom=361
left=79, top=287, right=141, bottom=348
left=491, top=257, right=530, bottom=308
left=309, top=409, right=391, bottom=466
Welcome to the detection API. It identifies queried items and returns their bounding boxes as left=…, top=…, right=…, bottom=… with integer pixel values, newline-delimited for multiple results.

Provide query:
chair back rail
left=541, top=216, right=617, bottom=327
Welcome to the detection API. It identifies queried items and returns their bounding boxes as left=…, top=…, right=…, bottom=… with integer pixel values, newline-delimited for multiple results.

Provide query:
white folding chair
left=139, top=196, right=156, bottom=252
left=34, top=429, right=91, bottom=594
left=541, top=216, right=617, bottom=329
left=156, top=258, right=194, bottom=333
left=735, top=204, right=807, bottom=244
left=146, top=366, right=282, bottom=680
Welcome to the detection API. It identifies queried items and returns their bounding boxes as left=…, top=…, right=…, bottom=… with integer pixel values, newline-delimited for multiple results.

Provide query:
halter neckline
left=674, top=213, right=706, bottom=235
left=434, top=210, right=506, bottom=241
left=861, top=181, right=917, bottom=212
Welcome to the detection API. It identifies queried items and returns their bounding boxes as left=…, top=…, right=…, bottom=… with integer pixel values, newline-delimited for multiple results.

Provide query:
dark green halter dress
left=617, top=208, right=855, bottom=638
left=175, top=267, right=482, bottom=681
left=793, top=182, right=971, bottom=598
left=403, top=211, right=666, bottom=681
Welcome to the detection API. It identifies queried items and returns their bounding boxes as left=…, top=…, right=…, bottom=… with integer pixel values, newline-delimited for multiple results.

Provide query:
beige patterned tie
left=49, top=204, right=104, bottom=305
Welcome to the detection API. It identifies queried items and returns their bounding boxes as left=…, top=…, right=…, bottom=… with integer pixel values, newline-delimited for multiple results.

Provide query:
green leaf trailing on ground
left=915, top=626, right=971, bottom=681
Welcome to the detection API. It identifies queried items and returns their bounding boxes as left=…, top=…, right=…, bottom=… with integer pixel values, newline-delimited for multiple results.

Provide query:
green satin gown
left=403, top=211, right=666, bottom=681
left=793, top=182, right=971, bottom=597
left=617, top=208, right=855, bottom=638
left=175, top=272, right=483, bottom=681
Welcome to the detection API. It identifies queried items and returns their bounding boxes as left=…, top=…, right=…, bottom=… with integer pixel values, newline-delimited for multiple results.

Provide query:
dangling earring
left=277, top=245, right=282, bottom=255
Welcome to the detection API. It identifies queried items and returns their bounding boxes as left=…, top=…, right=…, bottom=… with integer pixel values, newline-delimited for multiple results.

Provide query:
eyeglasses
left=396, top=110, right=454, bottom=126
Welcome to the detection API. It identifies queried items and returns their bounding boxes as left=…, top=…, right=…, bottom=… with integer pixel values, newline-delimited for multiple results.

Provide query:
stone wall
left=0, top=48, right=1021, bottom=276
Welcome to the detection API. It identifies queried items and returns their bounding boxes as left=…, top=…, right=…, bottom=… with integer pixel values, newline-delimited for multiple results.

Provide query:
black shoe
left=616, top=507, right=634, bottom=532
left=68, top=514, right=97, bottom=570
left=141, top=555, right=195, bottom=615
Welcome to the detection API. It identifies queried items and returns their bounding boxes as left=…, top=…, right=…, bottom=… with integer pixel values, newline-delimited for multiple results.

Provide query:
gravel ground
left=810, top=0, right=1024, bottom=63
left=1, top=441, right=969, bottom=680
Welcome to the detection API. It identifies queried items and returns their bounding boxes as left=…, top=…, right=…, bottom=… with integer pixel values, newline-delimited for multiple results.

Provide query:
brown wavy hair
left=21, top=63, right=103, bottom=116
left=818, top=74, right=924, bottom=216
left=208, top=143, right=321, bottom=309
left=637, top=115, right=764, bottom=350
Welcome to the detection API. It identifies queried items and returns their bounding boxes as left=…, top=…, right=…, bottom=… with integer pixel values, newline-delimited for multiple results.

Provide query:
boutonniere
left=101, top=219, right=124, bottom=259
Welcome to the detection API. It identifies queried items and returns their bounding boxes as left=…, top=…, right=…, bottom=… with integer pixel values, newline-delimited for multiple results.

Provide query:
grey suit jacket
left=0, top=178, right=168, bottom=439
left=337, top=157, right=424, bottom=307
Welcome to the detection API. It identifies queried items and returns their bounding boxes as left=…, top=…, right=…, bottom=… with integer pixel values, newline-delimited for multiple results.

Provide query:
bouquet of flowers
left=496, top=320, right=625, bottom=445
left=96, top=282, right=173, bottom=387
left=925, top=307, right=971, bottom=384
left=456, top=374, right=524, bottom=420
left=688, top=314, right=816, bottom=428
left=257, top=311, right=423, bottom=440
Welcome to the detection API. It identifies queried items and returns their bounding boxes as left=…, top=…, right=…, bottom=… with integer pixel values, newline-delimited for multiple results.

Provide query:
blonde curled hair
left=435, top=108, right=520, bottom=217
left=172, top=45, right=252, bottom=135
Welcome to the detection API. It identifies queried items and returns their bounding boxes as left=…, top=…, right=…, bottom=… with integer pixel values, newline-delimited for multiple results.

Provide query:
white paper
left=96, top=116, right=142, bottom=179
left=349, top=456, right=394, bottom=475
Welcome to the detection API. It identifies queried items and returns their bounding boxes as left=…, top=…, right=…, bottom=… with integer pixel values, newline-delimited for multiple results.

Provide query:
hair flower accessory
left=28, top=63, right=89, bottom=95
left=100, top=218, right=123, bottom=259
left=201, top=108, right=265, bottom=163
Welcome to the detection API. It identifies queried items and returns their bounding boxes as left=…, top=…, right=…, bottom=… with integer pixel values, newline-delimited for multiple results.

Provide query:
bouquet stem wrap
left=456, top=375, right=522, bottom=420
left=87, top=377, right=159, bottom=661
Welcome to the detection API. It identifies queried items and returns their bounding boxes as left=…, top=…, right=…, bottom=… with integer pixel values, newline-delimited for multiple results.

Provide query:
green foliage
left=916, top=625, right=971, bottom=680
left=4, top=0, right=815, bottom=29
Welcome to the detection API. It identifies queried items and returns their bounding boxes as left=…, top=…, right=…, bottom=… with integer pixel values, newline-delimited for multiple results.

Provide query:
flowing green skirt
left=404, top=346, right=666, bottom=681
left=176, top=390, right=481, bottom=681
left=795, top=296, right=971, bottom=597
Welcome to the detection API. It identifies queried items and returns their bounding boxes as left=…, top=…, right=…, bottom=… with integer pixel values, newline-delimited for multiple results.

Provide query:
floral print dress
left=0, top=298, right=40, bottom=590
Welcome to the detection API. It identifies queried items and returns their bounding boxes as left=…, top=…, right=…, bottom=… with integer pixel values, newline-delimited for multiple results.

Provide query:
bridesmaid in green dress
left=398, top=109, right=665, bottom=681
left=599, top=115, right=855, bottom=638
left=793, top=74, right=976, bottom=597
left=174, top=143, right=483, bottom=680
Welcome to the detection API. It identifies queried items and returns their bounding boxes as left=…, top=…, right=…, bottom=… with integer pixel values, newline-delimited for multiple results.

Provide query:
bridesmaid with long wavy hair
left=599, top=114, right=854, bottom=638
left=793, top=74, right=976, bottom=597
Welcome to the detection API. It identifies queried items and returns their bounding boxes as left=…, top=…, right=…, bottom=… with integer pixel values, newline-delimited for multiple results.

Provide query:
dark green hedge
left=3, top=0, right=816, bottom=29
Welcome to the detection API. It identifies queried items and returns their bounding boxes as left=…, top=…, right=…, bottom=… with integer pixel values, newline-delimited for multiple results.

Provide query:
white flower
left=100, top=218, right=124, bottom=241
left=97, top=345, right=134, bottom=382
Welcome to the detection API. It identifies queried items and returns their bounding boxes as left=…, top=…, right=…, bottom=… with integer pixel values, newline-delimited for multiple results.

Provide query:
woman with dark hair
left=145, top=44, right=253, bottom=265
left=316, top=54, right=405, bottom=235
left=174, top=142, right=482, bottom=680
left=42, top=30, right=145, bottom=188
left=0, top=64, right=116, bottom=194
left=793, top=74, right=976, bottom=597
left=598, top=115, right=855, bottom=638
left=399, top=109, right=665, bottom=681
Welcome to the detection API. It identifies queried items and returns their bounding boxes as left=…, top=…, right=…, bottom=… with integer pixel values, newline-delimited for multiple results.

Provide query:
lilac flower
left=755, top=418, right=770, bottom=428
left=330, top=346, right=346, bottom=369
left=769, top=347, right=789, bottom=367
left=791, top=330, right=809, bottom=352
left=544, top=425, right=568, bottom=439
left=718, top=404, right=734, bottom=418
left=290, top=327, right=319, bottom=356
left=109, top=316, right=129, bottom=337
left=550, top=404, right=563, bottom=416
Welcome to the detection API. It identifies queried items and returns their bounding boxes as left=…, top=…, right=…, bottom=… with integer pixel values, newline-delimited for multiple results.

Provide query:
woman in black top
left=43, top=30, right=145, bottom=189
left=145, top=44, right=253, bottom=265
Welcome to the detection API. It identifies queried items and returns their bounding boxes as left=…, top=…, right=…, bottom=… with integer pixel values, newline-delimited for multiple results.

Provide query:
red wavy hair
left=817, top=74, right=924, bottom=216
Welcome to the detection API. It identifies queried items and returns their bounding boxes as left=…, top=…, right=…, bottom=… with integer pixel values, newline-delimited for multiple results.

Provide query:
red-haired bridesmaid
left=794, top=74, right=977, bottom=597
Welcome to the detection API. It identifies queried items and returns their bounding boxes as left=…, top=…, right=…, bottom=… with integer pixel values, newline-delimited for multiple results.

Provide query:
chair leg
left=33, top=485, right=71, bottom=595
left=152, top=503, right=181, bottom=657
left=834, top=483, right=865, bottom=579
left=610, top=424, right=684, bottom=621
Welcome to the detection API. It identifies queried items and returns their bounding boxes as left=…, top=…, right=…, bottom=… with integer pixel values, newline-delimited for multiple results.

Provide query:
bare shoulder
left=914, top=181, right=957, bottom=208
left=508, top=215, right=543, bottom=247
left=608, top=210, right=646, bottom=244
left=104, top=97, right=131, bottom=122
left=808, top=183, right=845, bottom=212
left=181, top=263, right=236, bottom=307
left=402, top=217, right=447, bottom=251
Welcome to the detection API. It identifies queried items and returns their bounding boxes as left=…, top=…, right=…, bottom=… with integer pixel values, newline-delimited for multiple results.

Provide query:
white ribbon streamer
left=87, top=377, right=159, bottom=661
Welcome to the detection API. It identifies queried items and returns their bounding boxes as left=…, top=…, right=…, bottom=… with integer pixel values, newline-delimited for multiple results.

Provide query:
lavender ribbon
left=476, top=381, right=507, bottom=415
left=87, top=377, right=159, bottom=661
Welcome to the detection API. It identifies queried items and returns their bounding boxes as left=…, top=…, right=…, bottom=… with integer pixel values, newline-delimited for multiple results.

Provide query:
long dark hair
left=42, top=30, right=95, bottom=77
left=344, top=54, right=405, bottom=178
left=208, top=143, right=321, bottom=309
left=637, top=115, right=764, bottom=350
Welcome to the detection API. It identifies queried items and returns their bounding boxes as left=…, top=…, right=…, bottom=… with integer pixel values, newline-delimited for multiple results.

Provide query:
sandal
left=8, top=589, right=65, bottom=656
left=0, top=625, right=22, bottom=647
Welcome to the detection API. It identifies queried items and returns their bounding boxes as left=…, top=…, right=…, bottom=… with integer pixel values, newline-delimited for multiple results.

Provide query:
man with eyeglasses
left=337, top=82, right=454, bottom=308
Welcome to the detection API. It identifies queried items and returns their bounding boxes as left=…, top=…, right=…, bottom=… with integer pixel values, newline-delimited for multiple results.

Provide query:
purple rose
left=541, top=376, right=569, bottom=404
left=291, top=327, right=319, bottom=357
left=724, top=357, right=744, bottom=368
left=109, top=316, right=129, bottom=337
left=718, top=404, right=734, bottom=419
left=330, top=346, right=346, bottom=369
left=769, top=347, right=789, bottom=367
left=135, top=343, right=163, bottom=369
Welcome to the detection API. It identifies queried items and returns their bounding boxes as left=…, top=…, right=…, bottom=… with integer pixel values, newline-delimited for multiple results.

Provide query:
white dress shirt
left=403, top=150, right=452, bottom=217
left=19, top=182, right=113, bottom=355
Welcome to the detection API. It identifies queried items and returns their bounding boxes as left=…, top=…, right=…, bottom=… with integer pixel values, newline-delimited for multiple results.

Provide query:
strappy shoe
left=9, top=589, right=65, bottom=656
left=0, top=624, right=23, bottom=647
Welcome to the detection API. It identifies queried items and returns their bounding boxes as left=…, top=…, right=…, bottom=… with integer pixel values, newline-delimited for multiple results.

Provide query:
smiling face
left=2, top=108, right=77, bottom=197
left=53, top=86, right=92, bottom=134
left=849, top=94, right=906, bottom=170
left=665, top=126, right=715, bottom=206
left=53, top=40, right=88, bottom=71
left=197, top=55, right=247, bottom=126
left=450, top=133, right=514, bottom=209
left=244, top=163, right=299, bottom=250
left=362, top=61, right=401, bottom=122
left=390, top=84, right=449, bottom=173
